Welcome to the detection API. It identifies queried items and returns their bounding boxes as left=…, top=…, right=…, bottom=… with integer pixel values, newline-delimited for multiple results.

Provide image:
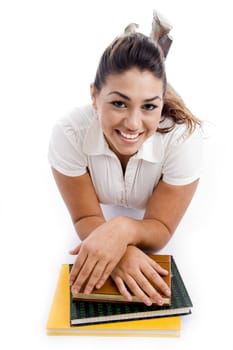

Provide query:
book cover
left=46, top=264, right=180, bottom=337
left=71, top=256, right=192, bottom=326
left=72, top=255, right=171, bottom=305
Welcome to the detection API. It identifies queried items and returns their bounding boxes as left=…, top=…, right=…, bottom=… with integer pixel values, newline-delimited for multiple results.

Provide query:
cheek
left=148, top=122, right=159, bottom=134
left=98, top=106, right=120, bottom=130
left=98, top=112, right=112, bottom=133
left=147, top=114, right=162, bottom=132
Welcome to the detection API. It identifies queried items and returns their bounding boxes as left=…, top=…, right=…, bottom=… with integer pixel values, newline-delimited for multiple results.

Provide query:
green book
left=70, top=257, right=192, bottom=326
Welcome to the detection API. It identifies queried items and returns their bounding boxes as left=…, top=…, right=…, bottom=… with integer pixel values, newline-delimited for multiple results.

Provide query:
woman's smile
left=115, top=129, right=144, bottom=143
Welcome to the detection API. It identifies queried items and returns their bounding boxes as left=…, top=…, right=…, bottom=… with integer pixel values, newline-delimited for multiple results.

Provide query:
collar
left=83, top=117, right=164, bottom=163
left=135, top=133, right=164, bottom=163
left=83, top=118, right=113, bottom=156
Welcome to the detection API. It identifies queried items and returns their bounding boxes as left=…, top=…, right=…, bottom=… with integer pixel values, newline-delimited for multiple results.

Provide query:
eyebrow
left=108, top=91, right=162, bottom=102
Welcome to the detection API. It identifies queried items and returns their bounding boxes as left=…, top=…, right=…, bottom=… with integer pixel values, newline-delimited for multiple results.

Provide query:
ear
left=90, top=83, right=97, bottom=110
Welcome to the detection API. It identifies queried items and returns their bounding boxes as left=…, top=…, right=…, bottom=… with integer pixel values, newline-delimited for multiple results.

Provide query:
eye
left=142, top=104, right=158, bottom=111
left=111, top=101, right=127, bottom=108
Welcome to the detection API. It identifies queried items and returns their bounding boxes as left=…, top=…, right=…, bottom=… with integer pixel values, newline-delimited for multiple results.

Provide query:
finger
left=82, top=259, right=109, bottom=295
left=122, top=274, right=153, bottom=306
left=69, top=244, right=82, bottom=255
left=111, top=275, right=132, bottom=302
left=135, top=272, right=165, bottom=305
left=144, top=266, right=171, bottom=297
left=69, top=250, right=88, bottom=286
left=150, top=259, right=169, bottom=275
left=95, top=261, right=117, bottom=290
left=71, top=256, right=98, bottom=294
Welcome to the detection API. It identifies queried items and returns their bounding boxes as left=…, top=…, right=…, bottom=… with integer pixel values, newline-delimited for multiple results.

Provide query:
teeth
left=119, top=131, right=139, bottom=139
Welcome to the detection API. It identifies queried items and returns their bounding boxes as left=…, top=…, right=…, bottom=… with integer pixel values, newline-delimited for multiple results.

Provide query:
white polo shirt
left=48, top=104, right=203, bottom=210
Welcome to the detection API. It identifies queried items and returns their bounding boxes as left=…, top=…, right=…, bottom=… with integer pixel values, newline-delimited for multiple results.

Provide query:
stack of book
left=46, top=255, right=192, bottom=337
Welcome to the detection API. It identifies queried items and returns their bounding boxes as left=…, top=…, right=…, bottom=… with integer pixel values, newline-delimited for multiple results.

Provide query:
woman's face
left=91, top=67, right=164, bottom=159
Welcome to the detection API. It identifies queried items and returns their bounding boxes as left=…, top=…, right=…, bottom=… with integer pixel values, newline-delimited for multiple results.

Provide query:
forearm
left=74, top=215, right=106, bottom=241
left=75, top=214, right=171, bottom=251
left=124, top=180, right=199, bottom=251
left=116, top=216, right=172, bottom=252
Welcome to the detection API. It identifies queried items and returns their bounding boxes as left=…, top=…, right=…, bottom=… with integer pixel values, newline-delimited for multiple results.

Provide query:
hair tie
left=123, top=23, right=139, bottom=35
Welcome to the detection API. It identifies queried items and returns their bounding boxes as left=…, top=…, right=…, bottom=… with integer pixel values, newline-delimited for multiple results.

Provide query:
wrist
left=108, top=216, right=140, bottom=246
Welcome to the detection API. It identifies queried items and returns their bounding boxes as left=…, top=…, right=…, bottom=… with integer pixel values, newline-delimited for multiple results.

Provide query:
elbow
left=150, top=218, right=174, bottom=252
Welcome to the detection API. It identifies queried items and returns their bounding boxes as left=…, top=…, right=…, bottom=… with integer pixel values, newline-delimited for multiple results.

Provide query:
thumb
left=69, top=243, right=82, bottom=255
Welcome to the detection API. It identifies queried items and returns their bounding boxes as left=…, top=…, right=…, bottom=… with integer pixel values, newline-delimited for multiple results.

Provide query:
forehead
left=101, top=68, right=163, bottom=96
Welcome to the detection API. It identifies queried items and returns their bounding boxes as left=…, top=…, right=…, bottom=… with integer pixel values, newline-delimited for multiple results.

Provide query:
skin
left=52, top=67, right=199, bottom=306
left=91, top=68, right=164, bottom=171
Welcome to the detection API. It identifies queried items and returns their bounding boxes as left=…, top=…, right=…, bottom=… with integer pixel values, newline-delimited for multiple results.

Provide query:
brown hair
left=94, top=32, right=201, bottom=134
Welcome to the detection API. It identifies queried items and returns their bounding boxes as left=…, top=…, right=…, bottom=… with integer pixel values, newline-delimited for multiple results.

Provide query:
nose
left=124, top=109, right=141, bottom=131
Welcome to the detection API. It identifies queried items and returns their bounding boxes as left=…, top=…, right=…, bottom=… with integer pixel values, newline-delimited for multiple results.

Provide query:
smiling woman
left=48, top=17, right=203, bottom=307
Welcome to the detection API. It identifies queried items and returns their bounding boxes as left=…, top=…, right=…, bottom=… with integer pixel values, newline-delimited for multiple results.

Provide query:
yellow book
left=46, top=264, right=180, bottom=337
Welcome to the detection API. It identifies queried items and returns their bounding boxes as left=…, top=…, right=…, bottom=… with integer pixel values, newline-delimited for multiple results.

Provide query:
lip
left=115, top=129, right=143, bottom=143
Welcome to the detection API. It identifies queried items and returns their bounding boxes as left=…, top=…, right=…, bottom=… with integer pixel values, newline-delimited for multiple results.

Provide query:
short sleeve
left=162, top=126, right=204, bottom=185
left=48, top=119, right=87, bottom=177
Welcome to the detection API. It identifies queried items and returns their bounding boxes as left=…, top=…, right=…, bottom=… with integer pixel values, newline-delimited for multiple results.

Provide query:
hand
left=111, top=246, right=171, bottom=306
left=69, top=218, right=129, bottom=296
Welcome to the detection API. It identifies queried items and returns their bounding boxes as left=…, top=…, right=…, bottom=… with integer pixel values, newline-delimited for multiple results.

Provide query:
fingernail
left=146, top=299, right=152, bottom=306
left=72, top=288, right=78, bottom=295
left=158, top=299, right=164, bottom=306
left=165, top=288, right=171, bottom=296
left=84, top=288, right=91, bottom=295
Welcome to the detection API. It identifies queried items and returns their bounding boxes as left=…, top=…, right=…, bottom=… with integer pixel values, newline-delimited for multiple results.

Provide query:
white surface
left=0, top=1, right=232, bottom=349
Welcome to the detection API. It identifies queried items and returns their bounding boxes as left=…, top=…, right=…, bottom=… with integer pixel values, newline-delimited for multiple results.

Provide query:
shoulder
left=56, top=104, right=96, bottom=135
left=51, top=104, right=97, bottom=149
left=158, top=118, right=204, bottom=147
left=159, top=119, right=204, bottom=185
left=138, top=120, right=203, bottom=164
left=48, top=105, right=96, bottom=176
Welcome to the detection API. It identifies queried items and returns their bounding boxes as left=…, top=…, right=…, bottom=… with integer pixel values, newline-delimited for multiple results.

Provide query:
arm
left=116, top=178, right=199, bottom=252
left=52, top=167, right=198, bottom=304
left=109, top=179, right=199, bottom=304
left=51, top=167, right=105, bottom=239
left=53, top=166, right=198, bottom=247
left=51, top=167, right=134, bottom=294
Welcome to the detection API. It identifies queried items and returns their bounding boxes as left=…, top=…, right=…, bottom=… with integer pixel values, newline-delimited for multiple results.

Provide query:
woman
left=48, top=27, right=203, bottom=306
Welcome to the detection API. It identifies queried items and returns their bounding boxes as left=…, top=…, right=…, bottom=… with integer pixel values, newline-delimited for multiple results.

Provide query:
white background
left=0, top=0, right=233, bottom=349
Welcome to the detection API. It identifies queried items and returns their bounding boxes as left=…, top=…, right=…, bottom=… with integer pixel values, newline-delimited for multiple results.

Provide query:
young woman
left=48, top=28, right=203, bottom=306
